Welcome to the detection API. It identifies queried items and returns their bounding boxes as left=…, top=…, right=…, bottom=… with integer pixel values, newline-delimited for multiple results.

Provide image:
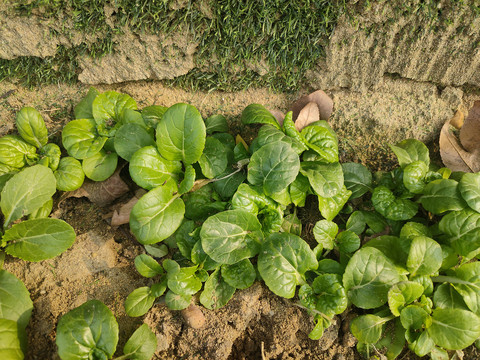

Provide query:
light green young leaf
left=16, top=107, right=48, bottom=148
left=282, top=111, right=308, bottom=152
left=250, top=125, right=305, bottom=155
left=311, top=274, right=348, bottom=316
left=114, top=123, right=155, bottom=161
left=164, top=290, right=191, bottom=310
left=61, top=119, right=107, bottom=159
left=156, top=103, right=206, bottom=164
left=289, top=173, right=310, bottom=207
left=407, top=236, right=443, bottom=277
left=56, top=300, right=119, bottom=359
left=317, top=186, right=352, bottom=221
left=166, top=265, right=202, bottom=296
left=82, top=150, right=118, bottom=181
left=92, top=90, right=137, bottom=124
left=54, top=157, right=85, bottom=191
left=301, top=121, right=339, bottom=163
left=241, top=104, right=281, bottom=129
left=400, top=222, right=430, bottom=241
left=400, top=305, right=431, bottom=331
left=459, top=172, right=480, bottom=213
left=199, top=137, right=228, bottom=179
left=419, top=179, right=467, bottom=214
left=134, top=254, right=164, bottom=278
left=313, top=220, right=338, bottom=250
left=221, top=259, right=256, bottom=289
left=389, top=139, right=430, bottom=168
left=1, top=165, right=56, bottom=227
left=123, top=324, right=157, bottom=360
left=74, top=87, right=98, bottom=119
left=388, top=281, right=425, bottom=316
left=372, top=186, right=418, bottom=221
left=28, top=198, right=53, bottom=220
left=142, top=105, right=167, bottom=128
left=200, top=209, right=263, bottom=264
left=178, top=164, right=196, bottom=195
left=40, top=143, right=61, bottom=171
left=258, top=232, right=317, bottom=298
left=342, top=162, right=373, bottom=199
left=0, top=135, right=37, bottom=168
left=300, top=161, right=343, bottom=198
left=350, top=315, right=389, bottom=344
left=403, top=160, right=428, bottom=194
left=200, top=268, right=236, bottom=309
left=119, top=109, right=147, bottom=128
left=191, top=240, right=221, bottom=271
left=130, top=179, right=185, bottom=244
left=125, top=287, right=157, bottom=317
left=0, top=270, right=33, bottom=332
left=433, top=283, right=469, bottom=311
left=0, top=319, right=23, bottom=360
left=4, top=218, right=75, bottom=261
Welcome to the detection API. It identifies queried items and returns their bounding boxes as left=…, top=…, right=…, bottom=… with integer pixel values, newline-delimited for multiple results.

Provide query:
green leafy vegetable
left=15, top=107, right=48, bottom=148
left=241, top=104, right=281, bottom=129
left=82, top=150, right=118, bottom=181
left=114, top=123, right=155, bottom=161
left=62, top=119, right=107, bottom=159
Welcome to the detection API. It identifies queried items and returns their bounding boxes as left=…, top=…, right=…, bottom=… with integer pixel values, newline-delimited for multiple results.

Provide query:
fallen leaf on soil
left=269, top=109, right=285, bottom=126
left=440, top=110, right=480, bottom=172
left=60, top=167, right=130, bottom=207
left=110, top=189, right=147, bottom=226
left=290, top=90, right=333, bottom=121
left=181, top=304, right=206, bottom=329
left=460, top=101, right=480, bottom=152
left=295, top=102, right=319, bottom=132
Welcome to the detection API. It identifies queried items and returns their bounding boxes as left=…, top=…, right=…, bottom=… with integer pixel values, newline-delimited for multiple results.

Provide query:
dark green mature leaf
left=407, top=237, right=443, bottom=277
left=342, top=162, right=372, bottom=199
left=0, top=270, right=33, bottom=332
left=317, top=186, right=352, bottom=221
left=129, top=146, right=182, bottom=190
left=92, top=90, right=137, bottom=124
left=311, top=274, right=348, bottom=316
left=221, top=259, right=256, bottom=289
left=183, top=183, right=226, bottom=221
left=372, top=186, right=418, bottom=221
left=62, top=119, right=107, bottom=159
left=201, top=210, right=263, bottom=264
left=388, top=281, right=424, bottom=316
left=364, top=235, right=409, bottom=270
left=82, top=150, right=118, bottom=182
left=343, top=247, right=406, bottom=309
left=0, top=319, right=23, bottom=360
left=433, top=284, right=469, bottom=311
left=74, top=87, right=98, bottom=119
left=114, top=123, right=155, bottom=161
left=337, top=231, right=361, bottom=253
left=439, top=209, right=480, bottom=257
left=453, top=262, right=480, bottom=315
left=191, top=240, right=221, bottom=271
left=350, top=315, right=388, bottom=344
left=200, top=268, right=236, bottom=309
left=125, top=287, right=157, bottom=317
left=300, top=161, right=343, bottom=198
left=134, top=254, right=164, bottom=278
left=1, top=165, right=56, bottom=227
left=199, top=137, right=228, bottom=179
left=130, top=179, right=185, bottom=244
left=419, top=179, right=467, bottom=214
left=403, top=161, right=428, bottom=194
left=4, top=218, right=75, bottom=261
left=301, top=121, right=338, bottom=163
left=16, top=107, right=48, bottom=148
left=213, top=168, right=247, bottom=199
left=0, top=135, right=37, bottom=168
left=241, top=104, right=281, bottom=129
left=156, top=103, right=206, bottom=164
left=427, top=309, right=480, bottom=350
left=374, top=318, right=406, bottom=360
left=205, top=114, right=229, bottom=134
left=289, top=173, right=310, bottom=207
left=258, top=233, right=317, bottom=298
left=123, top=324, right=157, bottom=360
left=54, top=157, right=85, bottom=191
left=248, top=141, right=300, bottom=196
left=389, top=139, right=430, bottom=168
left=313, top=220, right=338, bottom=250
left=56, top=300, right=119, bottom=359
left=459, top=172, right=480, bottom=213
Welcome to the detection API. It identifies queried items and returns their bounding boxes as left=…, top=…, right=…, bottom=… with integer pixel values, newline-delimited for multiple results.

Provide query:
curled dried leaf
left=295, top=102, right=319, bottom=132
left=460, top=101, right=480, bottom=152
left=290, top=90, right=333, bottom=121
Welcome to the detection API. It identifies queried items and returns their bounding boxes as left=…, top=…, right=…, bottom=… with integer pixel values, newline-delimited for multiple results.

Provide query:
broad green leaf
left=241, top=104, right=281, bottom=129
left=374, top=318, right=406, bottom=360
left=16, top=107, right=48, bottom=147
left=248, top=141, right=300, bottom=196
left=400, top=305, right=431, bottom=331
left=364, top=235, right=409, bottom=270
left=144, top=243, right=168, bottom=258
left=130, top=179, right=185, bottom=244
left=289, top=173, right=310, bottom=207
left=28, top=198, right=53, bottom=219
left=142, top=105, right=167, bottom=128
left=183, top=183, right=226, bottom=221
left=221, top=259, right=256, bottom=289
left=409, top=331, right=435, bottom=357
left=403, top=160, right=428, bottom=194
left=311, top=274, right=348, bottom=316
left=213, top=168, right=247, bottom=199
left=119, top=109, right=147, bottom=128
left=200, top=210, right=263, bottom=264
left=269, top=187, right=292, bottom=207
left=282, top=111, right=308, bottom=152
left=411, top=275, right=434, bottom=296
left=258, top=232, right=317, bottom=298
left=388, top=281, right=424, bottom=316
left=389, top=139, right=430, bottom=168
left=459, top=172, right=480, bottom=213
left=199, top=137, right=228, bottom=179
left=419, top=179, right=466, bottom=214
left=400, top=222, right=430, bottom=241
left=166, top=265, right=202, bottom=296
left=74, top=87, right=98, bottom=119
left=92, top=90, right=137, bottom=124
left=82, top=150, right=118, bottom=181
left=0, top=270, right=33, bottom=331
left=336, top=231, right=361, bottom=253
left=300, top=161, right=343, bottom=198
left=439, top=209, right=480, bottom=256
left=342, top=162, right=373, bottom=199
left=281, top=213, right=302, bottom=236
left=114, top=123, right=155, bottom=161
left=173, top=220, right=196, bottom=260
left=205, top=114, right=229, bottom=134
left=156, top=103, right=206, bottom=164
left=250, top=125, right=305, bottom=155
left=62, top=119, right=107, bottom=159
left=123, top=324, right=157, bottom=360
left=427, top=309, right=480, bottom=350
left=1, top=165, right=56, bottom=227
left=0, top=319, right=23, bottom=360
left=129, top=146, right=182, bottom=190
left=317, top=259, right=344, bottom=275
left=452, top=262, right=480, bottom=315
left=343, top=247, right=406, bottom=309
left=178, top=164, right=195, bottom=194
left=54, top=157, right=84, bottom=191
left=313, top=220, right=338, bottom=250
left=134, top=254, right=164, bottom=278
left=301, top=121, right=338, bottom=163
left=40, top=143, right=61, bottom=171
left=350, top=315, right=388, bottom=344
left=125, top=287, right=156, bottom=317
left=317, top=186, right=352, bottom=221
left=372, top=186, right=418, bottom=221
left=191, top=240, right=221, bottom=271
left=4, top=218, right=75, bottom=261
left=345, top=211, right=366, bottom=235
left=164, top=290, right=191, bottom=310
left=407, top=236, right=442, bottom=277
left=0, top=135, right=37, bottom=168
left=433, top=283, right=469, bottom=311
left=200, top=268, right=236, bottom=309
left=56, top=300, right=119, bottom=359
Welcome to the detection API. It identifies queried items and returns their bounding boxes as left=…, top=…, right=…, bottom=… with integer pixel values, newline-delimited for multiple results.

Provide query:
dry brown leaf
left=295, top=102, right=319, bottom=132
left=439, top=114, right=480, bottom=172
left=290, top=90, right=333, bottom=121
left=110, top=189, right=146, bottom=226
left=450, top=110, right=464, bottom=129
left=460, top=101, right=480, bottom=152
left=269, top=109, right=285, bottom=126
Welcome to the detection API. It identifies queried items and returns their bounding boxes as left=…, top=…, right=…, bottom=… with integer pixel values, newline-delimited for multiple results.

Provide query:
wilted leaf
left=290, top=90, right=333, bottom=122
left=295, top=102, right=319, bottom=132
left=460, top=101, right=480, bottom=153
left=111, top=189, right=146, bottom=226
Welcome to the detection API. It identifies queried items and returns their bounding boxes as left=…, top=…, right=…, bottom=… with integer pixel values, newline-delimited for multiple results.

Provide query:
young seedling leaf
left=388, top=281, right=425, bottom=316
left=123, top=324, right=157, bottom=360
left=165, top=290, right=191, bottom=310
left=313, top=220, right=338, bottom=250
left=74, top=87, right=98, bottom=120
left=221, top=259, right=256, bottom=289
left=134, top=254, right=164, bottom=278
left=40, top=143, right=61, bottom=171
left=16, top=107, right=48, bottom=148
left=92, top=90, right=137, bottom=124
left=54, top=157, right=85, bottom=192
left=200, top=268, right=236, bottom=309
left=301, top=121, right=339, bottom=163
left=125, top=287, right=157, bottom=317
